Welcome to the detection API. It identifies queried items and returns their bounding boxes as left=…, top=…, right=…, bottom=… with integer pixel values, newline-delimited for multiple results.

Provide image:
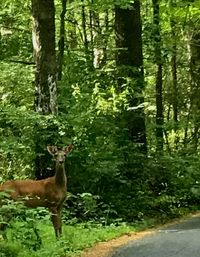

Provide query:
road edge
left=80, top=212, right=200, bottom=257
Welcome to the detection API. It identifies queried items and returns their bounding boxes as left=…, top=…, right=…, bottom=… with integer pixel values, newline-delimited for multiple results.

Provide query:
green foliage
left=0, top=0, right=32, bottom=60
left=1, top=1, right=200, bottom=255
left=0, top=242, right=20, bottom=257
left=64, top=192, right=120, bottom=225
left=0, top=63, right=34, bottom=107
left=0, top=197, right=46, bottom=250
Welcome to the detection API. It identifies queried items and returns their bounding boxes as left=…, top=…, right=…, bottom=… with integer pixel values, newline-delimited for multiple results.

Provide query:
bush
left=0, top=242, right=20, bottom=257
left=0, top=198, right=46, bottom=251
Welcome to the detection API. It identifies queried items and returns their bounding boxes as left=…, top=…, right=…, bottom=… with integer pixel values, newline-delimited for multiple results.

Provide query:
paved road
left=111, top=216, right=200, bottom=257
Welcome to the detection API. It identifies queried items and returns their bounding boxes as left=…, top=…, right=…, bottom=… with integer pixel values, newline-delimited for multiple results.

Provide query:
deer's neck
left=55, top=163, right=67, bottom=188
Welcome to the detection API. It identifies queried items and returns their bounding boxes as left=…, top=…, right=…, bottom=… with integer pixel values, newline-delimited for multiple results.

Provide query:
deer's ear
left=63, top=144, right=73, bottom=154
left=47, top=146, right=57, bottom=156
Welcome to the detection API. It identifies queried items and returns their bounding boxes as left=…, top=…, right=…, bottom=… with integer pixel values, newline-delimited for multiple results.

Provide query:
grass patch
left=1, top=216, right=175, bottom=257
left=34, top=223, right=134, bottom=257
left=1, top=221, right=136, bottom=257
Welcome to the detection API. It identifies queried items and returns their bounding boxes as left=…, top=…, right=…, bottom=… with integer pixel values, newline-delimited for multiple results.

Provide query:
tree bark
left=32, top=0, right=58, bottom=115
left=89, top=6, right=109, bottom=68
left=152, top=0, right=164, bottom=151
left=57, top=0, right=67, bottom=81
left=115, top=0, right=147, bottom=153
left=101, top=10, right=109, bottom=66
left=189, top=22, right=200, bottom=151
left=91, top=10, right=102, bottom=68
left=67, top=0, right=77, bottom=49
left=31, top=0, right=58, bottom=179
left=81, top=1, right=89, bottom=55
left=171, top=18, right=178, bottom=123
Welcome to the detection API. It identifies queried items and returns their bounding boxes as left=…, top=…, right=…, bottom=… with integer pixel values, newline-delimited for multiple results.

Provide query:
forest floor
left=81, top=212, right=200, bottom=257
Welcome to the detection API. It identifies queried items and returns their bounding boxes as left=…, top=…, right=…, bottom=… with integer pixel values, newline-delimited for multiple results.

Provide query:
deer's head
left=47, top=145, right=73, bottom=165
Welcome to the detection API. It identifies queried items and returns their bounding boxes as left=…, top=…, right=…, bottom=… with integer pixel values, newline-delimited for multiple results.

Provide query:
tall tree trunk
left=152, top=0, right=164, bottom=151
left=91, top=10, right=102, bottom=68
left=171, top=19, right=178, bottom=123
left=81, top=0, right=93, bottom=67
left=81, top=1, right=89, bottom=55
left=57, top=0, right=67, bottom=81
left=67, top=0, right=77, bottom=49
left=89, top=6, right=109, bottom=68
left=31, top=0, right=58, bottom=179
left=101, top=10, right=109, bottom=66
left=32, top=0, right=58, bottom=115
left=89, top=8, right=94, bottom=64
left=115, top=0, right=147, bottom=153
left=0, top=30, right=2, bottom=58
left=170, top=17, right=179, bottom=148
left=189, top=21, right=200, bottom=151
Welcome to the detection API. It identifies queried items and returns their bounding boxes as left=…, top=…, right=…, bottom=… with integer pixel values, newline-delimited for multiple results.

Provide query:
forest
left=0, top=0, right=200, bottom=256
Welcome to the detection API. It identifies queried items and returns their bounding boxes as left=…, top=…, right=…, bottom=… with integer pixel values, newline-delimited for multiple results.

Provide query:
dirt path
left=81, top=229, right=156, bottom=257
left=81, top=213, right=200, bottom=257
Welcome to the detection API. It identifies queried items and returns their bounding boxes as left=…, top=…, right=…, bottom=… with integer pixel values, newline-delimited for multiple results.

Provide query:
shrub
left=0, top=242, right=20, bottom=257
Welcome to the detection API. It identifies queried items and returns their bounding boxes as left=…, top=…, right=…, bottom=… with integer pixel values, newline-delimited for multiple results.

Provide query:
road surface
left=111, top=215, right=200, bottom=257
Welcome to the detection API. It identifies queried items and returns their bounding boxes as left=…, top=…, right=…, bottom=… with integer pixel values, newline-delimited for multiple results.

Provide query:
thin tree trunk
left=171, top=49, right=179, bottom=148
left=152, top=0, right=164, bottom=151
left=155, top=64, right=163, bottom=149
left=189, top=21, right=200, bottom=150
left=183, top=108, right=190, bottom=148
left=90, top=7, right=109, bottom=68
left=164, top=130, right=171, bottom=153
left=101, top=10, right=109, bottom=66
left=81, top=1, right=89, bottom=55
left=67, top=0, right=77, bottom=49
left=0, top=30, right=2, bottom=57
left=89, top=8, right=94, bottom=64
left=57, top=0, right=67, bottom=81
left=167, top=103, right=171, bottom=121
left=170, top=16, right=180, bottom=148
left=92, top=11, right=102, bottom=68
left=171, top=20, right=178, bottom=123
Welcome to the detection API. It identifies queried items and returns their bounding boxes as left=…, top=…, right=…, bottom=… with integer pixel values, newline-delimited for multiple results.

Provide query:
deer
left=0, top=144, right=73, bottom=238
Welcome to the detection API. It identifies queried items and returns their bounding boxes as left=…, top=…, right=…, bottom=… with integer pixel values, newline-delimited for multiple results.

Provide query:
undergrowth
left=0, top=221, right=136, bottom=257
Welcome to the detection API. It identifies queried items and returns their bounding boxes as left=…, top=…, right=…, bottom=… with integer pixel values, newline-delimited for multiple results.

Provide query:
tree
left=170, top=18, right=178, bottom=124
left=32, top=0, right=58, bottom=115
left=57, top=0, right=67, bottom=81
left=189, top=19, right=200, bottom=150
left=31, top=0, right=58, bottom=178
left=152, top=0, right=164, bottom=151
left=115, top=0, right=147, bottom=153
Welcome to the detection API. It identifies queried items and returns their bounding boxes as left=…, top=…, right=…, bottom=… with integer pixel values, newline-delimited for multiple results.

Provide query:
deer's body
left=0, top=176, right=66, bottom=208
left=0, top=145, right=73, bottom=238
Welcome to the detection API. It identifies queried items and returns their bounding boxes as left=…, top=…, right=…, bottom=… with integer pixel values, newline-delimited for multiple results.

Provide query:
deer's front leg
left=50, top=207, right=61, bottom=238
